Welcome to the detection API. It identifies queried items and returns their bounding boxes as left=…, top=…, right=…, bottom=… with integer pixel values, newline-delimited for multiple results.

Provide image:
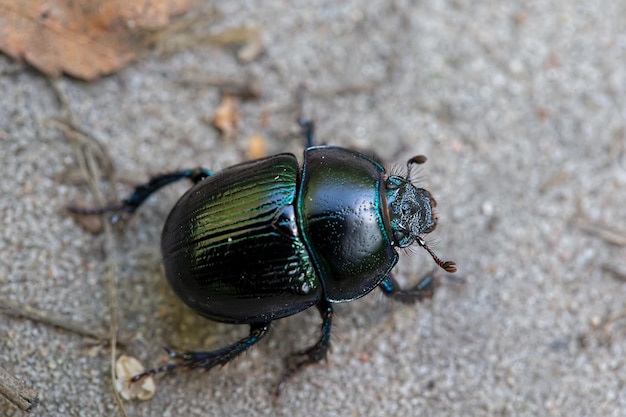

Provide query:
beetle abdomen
left=162, top=154, right=321, bottom=324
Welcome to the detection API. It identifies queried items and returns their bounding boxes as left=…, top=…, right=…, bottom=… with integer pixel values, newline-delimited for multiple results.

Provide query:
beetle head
left=384, top=155, right=457, bottom=274
left=385, top=176, right=437, bottom=248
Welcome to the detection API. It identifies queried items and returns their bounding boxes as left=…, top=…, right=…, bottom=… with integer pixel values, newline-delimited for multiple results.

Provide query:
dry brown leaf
left=0, top=0, right=190, bottom=80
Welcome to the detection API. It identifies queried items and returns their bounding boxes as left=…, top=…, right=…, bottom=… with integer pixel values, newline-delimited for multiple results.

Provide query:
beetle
left=71, top=120, right=456, bottom=393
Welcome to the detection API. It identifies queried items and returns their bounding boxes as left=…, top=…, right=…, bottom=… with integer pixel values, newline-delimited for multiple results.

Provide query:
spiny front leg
left=379, top=273, right=438, bottom=304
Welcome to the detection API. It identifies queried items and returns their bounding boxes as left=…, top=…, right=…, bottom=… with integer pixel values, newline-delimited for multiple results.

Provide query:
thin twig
left=175, top=76, right=261, bottom=100
left=0, top=365, right=38, bottom=411
left=575, top=218, right=626, bottom=247
left=0, top=300, right=130, bottom=346
left=602, top=263, right=626, bottom=282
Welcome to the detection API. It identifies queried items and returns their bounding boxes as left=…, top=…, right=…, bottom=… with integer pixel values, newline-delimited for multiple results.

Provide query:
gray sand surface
left=1, top=1, right=625, bottom=416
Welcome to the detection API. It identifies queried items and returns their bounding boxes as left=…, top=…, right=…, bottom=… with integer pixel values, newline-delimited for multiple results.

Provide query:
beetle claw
left=275, top=342, right=329, bottom=397
left=162, top=346, right=190, bottom=360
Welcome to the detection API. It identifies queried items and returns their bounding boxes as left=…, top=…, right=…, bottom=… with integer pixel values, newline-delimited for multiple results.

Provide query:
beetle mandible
left=72, top=118, right=456, bottom=393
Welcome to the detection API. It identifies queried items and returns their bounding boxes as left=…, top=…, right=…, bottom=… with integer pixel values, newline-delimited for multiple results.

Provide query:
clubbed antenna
left=417, top=237, right=457, bottom=273
left=406, top=154, right=428, bottom=178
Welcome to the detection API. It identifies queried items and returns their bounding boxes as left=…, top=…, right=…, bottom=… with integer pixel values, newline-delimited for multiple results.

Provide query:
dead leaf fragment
left=67, top=205, right=105, bottom=234
left=247, top=134, right=267, bottom=159
left=211, top=95, right=240, bottom=140
left=115, top=355, right=155, bottom=401
left=0, top=0, right=191, bottom=80
left=209, top=25, right=264, bottom=63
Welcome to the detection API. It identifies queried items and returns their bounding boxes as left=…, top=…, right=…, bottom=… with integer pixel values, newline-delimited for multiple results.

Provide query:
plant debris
left=115, top=355, right=156, bottom=401
left=0, top=0, right=190, bottom=80
left=211, top=94, right=240, bottom=140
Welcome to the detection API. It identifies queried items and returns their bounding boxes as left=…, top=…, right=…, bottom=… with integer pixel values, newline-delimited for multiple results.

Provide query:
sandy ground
left=1, top=1, right=625, bottom=416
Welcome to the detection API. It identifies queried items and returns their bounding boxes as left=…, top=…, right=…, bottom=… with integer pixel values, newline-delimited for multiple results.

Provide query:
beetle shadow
left=127, top=279, right=288, bottom=384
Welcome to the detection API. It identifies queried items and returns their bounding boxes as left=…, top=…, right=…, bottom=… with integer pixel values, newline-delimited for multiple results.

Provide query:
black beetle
left=72, top=120, right=456, bottom=393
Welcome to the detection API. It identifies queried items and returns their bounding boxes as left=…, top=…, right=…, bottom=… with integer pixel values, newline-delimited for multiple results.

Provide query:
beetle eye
left=386, top=176, right=403, bottom=190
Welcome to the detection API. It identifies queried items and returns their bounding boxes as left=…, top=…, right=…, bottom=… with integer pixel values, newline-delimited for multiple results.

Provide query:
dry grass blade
left=50, top=118, right=129, bottom=416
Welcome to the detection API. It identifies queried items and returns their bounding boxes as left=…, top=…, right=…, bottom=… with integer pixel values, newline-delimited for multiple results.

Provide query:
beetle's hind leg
left=379, top=273, right=439, bottom=304
left=295, top=84, right=316, bottom=148
left=130, top=322, right=271, bottom=383
left=68, top=168, right=212, bottom=223
left=297, top=117, right=315, bottom=148
left=276, top=299, right=333, bottom=396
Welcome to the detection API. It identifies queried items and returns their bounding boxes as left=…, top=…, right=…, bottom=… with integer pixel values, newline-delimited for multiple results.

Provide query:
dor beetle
left=72, top=120, right=456, bottom=393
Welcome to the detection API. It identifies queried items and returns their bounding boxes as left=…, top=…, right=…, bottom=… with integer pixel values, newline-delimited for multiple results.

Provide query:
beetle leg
left=379, top=273, right=439, bottom=304
left=130, top=322, right=270, bottom=383
left=68, top=168, right=212, bottom=222
left=276, top=299, right=333, bottom=395
left=295, top=84, right=315, bottom=148
left=298, top=117, right=315, bottom=148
